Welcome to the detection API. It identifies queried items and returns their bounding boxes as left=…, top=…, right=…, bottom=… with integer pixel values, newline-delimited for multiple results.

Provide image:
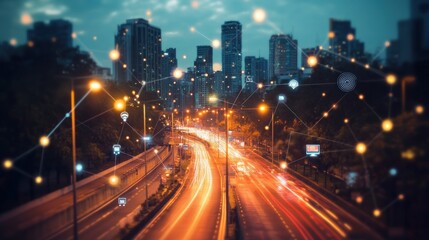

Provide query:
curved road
left=136, top=139, right=224, bottom=240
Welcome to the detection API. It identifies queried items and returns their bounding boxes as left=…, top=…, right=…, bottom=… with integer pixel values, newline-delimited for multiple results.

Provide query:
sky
left=0, top=0, right=410, bottom=70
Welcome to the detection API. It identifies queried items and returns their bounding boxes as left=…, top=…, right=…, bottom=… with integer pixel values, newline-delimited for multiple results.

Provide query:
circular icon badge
left=337, top=72, right=357, bottom=92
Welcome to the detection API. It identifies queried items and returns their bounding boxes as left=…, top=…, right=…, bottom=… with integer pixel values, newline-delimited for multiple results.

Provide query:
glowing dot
left=382, top=119, right=394, bottom=132
left=146, top=9, right=152, bottom=16
left=307, top=56, right=318, bottom=67
left=332, top=104, right=337, bottom=109
left=39, top=136, right=50, bottom=147
left=191, top=1, right=199, bottom=8
left=385, top=41, right=391, bottom=47
left=365, top=64, right=370, bottom=69
left=173, top=68, right=183, bottom=79
left=3, top=159, right=13, bottom=169
left=322, top=92, right=326, bottom=97
left=355, top=196, right=363, bottom=204
left=351, top=58, right=356, bottom=63
left=76, top=163, right=83, bottom=172
left=319, top=46, right=323, bottom=50
left=356, top=142, right=367, bottom=155
left=386, top=74, right=397, bottom=85
left=213, top=63, right=222, bottom=71
left=328, top=31, right=335, bottom=39
left=212, top=39, right=221, bottom=48
left=71, top=32, right=77, bottom=39
left=280, top=161, right=287, bottom=169
left=359, top=94, right=364, bottom=100
left=401, top=149, right=415, bottom=160
left=93, top=36, right=97, bottom=41
left=89, top=81, right=101, bottom=91
left=21, top=12, right=33, bottom=25
left=265, top=126, right=269, bottom=130
left=257, top=83, right=264, bottom=89
left=190, top=26, right=196, bottom=32
left=373, top=209, right=381, bottom=217
left=398, top=194, right=405, bottom=201
left=109, top=175, right=119, bottom=186
left=252, top=8, right=267, bottom=23
left=389, top=168, right=397, bottom=176
left=122, top=64, right=127, bottom=69
left=323, top=112, right=329, bottom=118
left=27, top=41, right=34, bottom=48
left=344, top=118, right=349, bottom=124
left=415, top=105, right=424, bottom=114
left=347, top=33, right=354, bottom=41
left=109, top=49, right=120, bottom=61
left=9, top=38, right=17, bottom=46
left=115, top=100, right=125, bottom=111
left=35, top=176, right=43, bottom=184
left=182, top=54, right=187, bottom=59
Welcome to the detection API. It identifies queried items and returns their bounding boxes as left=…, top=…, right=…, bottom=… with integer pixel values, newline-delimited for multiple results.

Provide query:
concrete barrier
left=0, top=147, right=171, bottom=240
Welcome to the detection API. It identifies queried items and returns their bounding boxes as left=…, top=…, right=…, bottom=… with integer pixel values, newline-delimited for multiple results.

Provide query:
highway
left=50, top=150, right=173, bottom=240
left=136, top=139, right=224, bottom=240
left=187, top=127, right=382, bottom=240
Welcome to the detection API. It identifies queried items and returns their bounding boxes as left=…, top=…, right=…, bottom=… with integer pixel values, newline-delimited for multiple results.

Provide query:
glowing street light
left=39, top=135, right=50, bottom=147
left=3, top=159, right=12, bottom=169
left=114, top=100, right=125, bottom=111
left=89, top=80, right=102, bottom=92
left=356, top=142, right=367, bottom=155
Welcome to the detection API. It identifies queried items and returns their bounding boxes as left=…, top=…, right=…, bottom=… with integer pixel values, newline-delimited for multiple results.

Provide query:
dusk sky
left=0, top=0, right=409, bottom=70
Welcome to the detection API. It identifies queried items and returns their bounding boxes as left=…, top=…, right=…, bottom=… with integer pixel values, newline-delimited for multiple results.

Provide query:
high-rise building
left=194, top=46, right=213, bottom=109
left=269, top=34, right=297, bottom=80
left=27, top=19, right=72, bottom=50
left=329, top=19, right=365, bottom=60
left=194, top=46, right=213, bottom=75
left=161, top=48, right=177, bottom=107
left=222, top=21, right=242, bottom=97
left=114, top=18, right=162, bottom=92
left=214, top=71, right=224, bottom=99
left=255, top=57, right=268, bottom=85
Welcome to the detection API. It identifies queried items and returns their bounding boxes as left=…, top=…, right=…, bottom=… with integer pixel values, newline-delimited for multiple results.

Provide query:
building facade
left=221, top=21, right=242, bottom=97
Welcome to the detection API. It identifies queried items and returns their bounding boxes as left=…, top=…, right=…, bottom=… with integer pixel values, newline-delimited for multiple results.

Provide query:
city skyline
left=0, top=0, right=409, bottom=69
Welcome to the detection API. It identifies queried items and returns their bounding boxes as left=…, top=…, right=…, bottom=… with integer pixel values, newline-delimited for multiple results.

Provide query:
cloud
left=164, top=31, right=181, bottom=36
left=27, top=4, right=68, bottom=16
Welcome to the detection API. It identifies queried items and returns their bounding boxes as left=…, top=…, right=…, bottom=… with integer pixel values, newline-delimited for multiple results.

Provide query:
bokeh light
left=173, top=68, right=183, bottom=79
left=385, top=41, right=391, bottom=47
left=344, top=118, right=349, bottom=124
left=212, top=39, right=221, bottom=48
left=307, top=56, right=318, bottom=67
left=373, top=209, right=381, bottom=217
left=389, top=168, right=397, bottom=176
left=386, top=74, right=397, bottom=85
left=347, top=33, right=354, bottom=41
left=381, top=119, right=394, bottom=132
left=398, top=194, right=405, bottom=201
left=355, top=195, right=363, bottom=204
left=252, top=8, right=267, bottom=23
left=213, top=63, right=222, bottom=71
left=114, top=100, right=125, bottom=111
left=191, top=1, right=199, bottom=9
left=415, top=105, right=424, bottom=114
left=109, top=49, right=120, bottom=61
left=21, top=12, right=33, bottom=25
left=190, top=26, right=196, bottom=32
left=9, top=38, right=17, bottom=46
left=328, top=31, right=335, bottom=39
left=109, top=175, right=119, bottom=186
left=356, top=142, right=367, bottom=155
left=35, top=176, right=43, bottom=184
left=89, top=81, right=102, bottom=91
left=3, top=159, right=13, bottom=169
left=39, top=136, right=50, bottom=147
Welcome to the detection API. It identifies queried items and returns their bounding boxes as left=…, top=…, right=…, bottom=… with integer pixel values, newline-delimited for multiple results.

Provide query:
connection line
left=283, top=102, right=310, bottom=129
left=289, top=131, right=354, bottom=147
left=13, top=166, right=33, bottom=179
left=38, top=148, right=45, bottom=175
left=12, top=145, right=39, bottom=163
left=355, top=92, right=383, bottom=121
left=310, top=93, right=348, bottom=130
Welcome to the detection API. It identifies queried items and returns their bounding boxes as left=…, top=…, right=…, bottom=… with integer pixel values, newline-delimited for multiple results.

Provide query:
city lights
left=355, top=196, right=363, bottom=204
left=39, top=136, right=50, bottom=147
left=328, top=31, right=335, bottom=39
left=173, top=68, right=183, bottom=79
left=35, top=176, right=43, bottom=184
left=381, top=119, right=394, bottom=132
left=252, top=8, right=267, bottom=23
left=258, top=103, right=269, bottom=113
left=109, top=175, right=120, bottom=186
left=356, top=142, right=367, bottom=155
left=307, top=56, right=318, bottom=67
left=89, top=81, right=102, bottom=91
left=415, top=105, right=424, bottom=114
left=3, top=159, right=13, bottom=169
left=114, top=100, right=125, bottom=111
left=211, top=39, right=221, bottom=48
left=21, top=12, right=33, bottom=25
left=109, top=49, right=120, bottom=61
left=386, top=74, right=397, bottom=85
left=347, top=33, right=354, bottom=41
left=373, top=209, right=381, bottom=217
left=398, top=194, right=405, bottom=201
left=344, top=118, right=349, bottom=124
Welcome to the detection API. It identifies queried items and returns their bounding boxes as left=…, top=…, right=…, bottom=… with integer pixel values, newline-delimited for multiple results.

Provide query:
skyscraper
left=329, top=19, right=365, bottom=60
left=269, top=34, right=298, bottom=82
left=244, top=56, right=256, bottom=92
left=194, top=46, right=213, bottom=109
left=114, top=18, right=162, bottom=92
left=27, top=19, right=72, bottom=50
left=222, top=21, right=242, bottom=97
left=161, top=48, right=177, bottom=106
